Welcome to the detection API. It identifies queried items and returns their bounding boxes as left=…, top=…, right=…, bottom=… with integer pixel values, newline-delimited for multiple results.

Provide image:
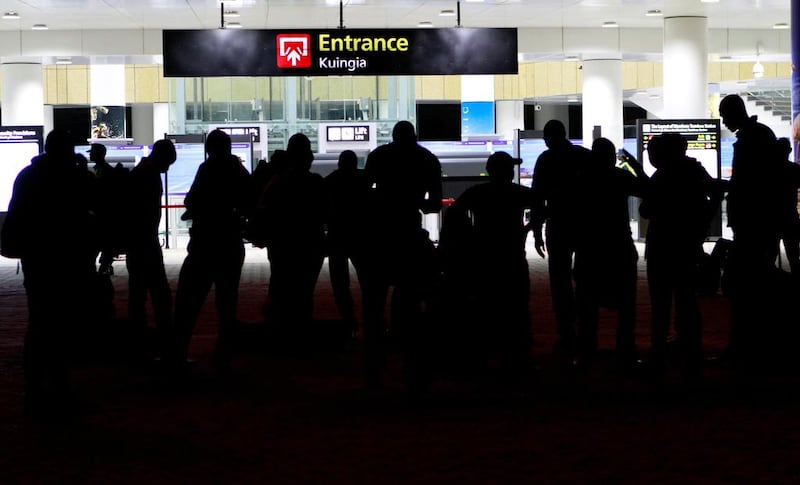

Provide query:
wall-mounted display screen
left=327, top=125, right=369, bottom=142
left=636, top=119, right=721, bottom=179
left=461, top=101, right=495, bottom=137
left=0, top=126, right=43, bottom=211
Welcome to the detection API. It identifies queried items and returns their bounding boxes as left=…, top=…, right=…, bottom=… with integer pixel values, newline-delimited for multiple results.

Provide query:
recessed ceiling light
left=225, top=22, right=243, bottom=29
left=439, top=9, right=456, bottom=17
left=2, top=12, right=20, bottom=20
left=700, top=0, right=720, bottom=3
left=567, top=97, right=579, bottom=102
left=55, top=58, right=72, bottom=65
left=645, top=10, right=662, bottom=17
left=223, top=10, right=240, bottom=18
left=564, top=55, right=580, bottom=62
left=602, top=21, right=618, bottom=28
left=774, top=23, right=789, bottom=30
left=31, top=24, right=48, bottom=30
left=418, top=21, right=433, bottom=28
left=719, top=55, right=732, bottom=60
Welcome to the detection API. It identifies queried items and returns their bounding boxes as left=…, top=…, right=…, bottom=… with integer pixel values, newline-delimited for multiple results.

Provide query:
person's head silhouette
left=485, top=151, right=515, bottom=182
left=661, top=133, right=688, bottom=161
left=591, top=137, right=616, bottom=169
left=206, top=129, right=232, bottom=159
left=44, top=129, right=75, bottom=159
left=647, top=135, right=665, bottom=170
left=287, top=133, right=314, bottom=172
left=392, top=121, right=417, bottom=145
left=543, top=120, right=567, bottom=149
left=150, top=139, right=177, bottom=173
left=777, top=137, right=792, bottom=159
left=88, top=143, right=107, bottom=164
left=338, top=150, right=358, bottom=171
left=719, top=94, right=749, bottom=133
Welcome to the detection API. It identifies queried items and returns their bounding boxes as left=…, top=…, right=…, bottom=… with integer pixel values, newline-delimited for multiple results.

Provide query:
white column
left=90, top=64, right=127, bottom=139
left=663, top=16, right=708, bottom=119
left=581, top=56, right=623, bottom=149
left=1, top=62, right=44, bottom=126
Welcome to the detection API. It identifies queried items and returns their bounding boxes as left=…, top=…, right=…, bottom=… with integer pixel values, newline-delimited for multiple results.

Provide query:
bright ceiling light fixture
left=774, top=23, right=789, bottom=30
left=223, top=11, right=240, bottom=18
left=2, top=12, right=20, bottom=20
left=645, top=10, right=663, bottom=17
left=700, top=0, right=720, bottom=3
left=439, top=9, right=456, bottom=16
left=31, top=24, right=48, bottom=30
left=225, top=22, right=243, bottom=29
left=602, top=21, right=618, bottom=28
left=418, top=21, right=434, bottom=28
left=55, top=58, right=72, bottom=65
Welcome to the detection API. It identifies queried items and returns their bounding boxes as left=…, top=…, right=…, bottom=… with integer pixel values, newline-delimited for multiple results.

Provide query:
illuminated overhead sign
left=326, top=125, right=369, bottom=142
left=163, top=28, right=518, bottom=77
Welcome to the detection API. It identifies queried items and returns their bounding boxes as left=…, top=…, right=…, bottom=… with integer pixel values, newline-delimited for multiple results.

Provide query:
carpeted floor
left=1, top=245, right=799, bottom=484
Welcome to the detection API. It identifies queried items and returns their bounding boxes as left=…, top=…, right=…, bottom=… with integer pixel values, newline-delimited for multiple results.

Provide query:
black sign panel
left=327, top=125, right=369, bottom=142
left=163, top=28, right=518, bottom=77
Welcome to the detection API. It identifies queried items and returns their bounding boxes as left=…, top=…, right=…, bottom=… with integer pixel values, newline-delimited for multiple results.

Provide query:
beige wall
left=41, top=64, right=169, bottom=105
left=0, top=61, right=791, bottom=106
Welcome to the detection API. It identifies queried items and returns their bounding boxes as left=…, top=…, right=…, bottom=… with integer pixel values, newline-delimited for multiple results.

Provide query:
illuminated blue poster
left=461, top=101, right=495, bottom=137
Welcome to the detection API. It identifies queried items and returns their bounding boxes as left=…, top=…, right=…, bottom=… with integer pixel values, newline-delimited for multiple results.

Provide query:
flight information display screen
left=637, top=119, right=721, bottom=178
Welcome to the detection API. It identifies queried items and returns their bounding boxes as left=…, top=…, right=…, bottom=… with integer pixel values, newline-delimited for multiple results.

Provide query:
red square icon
left=277, top=34, right=311, bottom=68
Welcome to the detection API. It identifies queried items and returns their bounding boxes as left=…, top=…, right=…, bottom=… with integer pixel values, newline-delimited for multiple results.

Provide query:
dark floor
left=1, top=245, right=799, bottom=484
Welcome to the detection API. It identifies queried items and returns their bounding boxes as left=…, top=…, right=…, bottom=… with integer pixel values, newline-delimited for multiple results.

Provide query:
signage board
left=636, top=119, right=721, bottom=179
left=326, top=125, right=370, bottom=142
left=217, top=126, right=261, bottom=142
left=0, top=126, right=43, bottom=211
left=636, top=119, right=722, bottom=238
left=163, top=28, right=518, bottom=77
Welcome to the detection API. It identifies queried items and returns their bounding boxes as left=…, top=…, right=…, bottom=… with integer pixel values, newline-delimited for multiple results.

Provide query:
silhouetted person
left=440, top=151, right=536, bottom=381
left=1, top=129, right=97, bottom=418
left=530, top=119, right=591, bottom=357
left=575, top=137, right=646, bottom=371
left=640, top=134, right=718, bottom=380
left=89, top=143, right=127, bottom=276
left=173, top=130, right=253, bottom=373
left=125, top=139, right=176, bottom=361
left=718, top=94, right=783, bottom=366
left=324, top=150, right=369, bottom=335
left=247, top=150, right=291, bottom=320
left=362, top=120, right=442, bottom=391
left=775, top=137, right=800, bottom=277
left=257, top=134, right=326, bottom=331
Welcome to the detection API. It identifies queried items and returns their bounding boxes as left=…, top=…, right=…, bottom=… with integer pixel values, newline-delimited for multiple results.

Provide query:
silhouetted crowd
left=3, top=94, right=799, bottom=419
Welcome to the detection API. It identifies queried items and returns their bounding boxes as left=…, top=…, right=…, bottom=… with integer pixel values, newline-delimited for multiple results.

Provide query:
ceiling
left=0, top=0, right=790, bottom=32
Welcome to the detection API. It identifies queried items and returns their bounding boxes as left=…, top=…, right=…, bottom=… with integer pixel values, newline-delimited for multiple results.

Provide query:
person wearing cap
left=439, top=151, right=537, bottom=383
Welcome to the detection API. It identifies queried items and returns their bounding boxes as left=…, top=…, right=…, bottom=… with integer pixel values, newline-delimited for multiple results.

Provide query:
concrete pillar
left=90, top=64, right=127, bottom=139
left=1, top=61, right=44, bottom=126
left=582, top=56, right=623, bottom=149
left=663, top=16, right=709, bottom=118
